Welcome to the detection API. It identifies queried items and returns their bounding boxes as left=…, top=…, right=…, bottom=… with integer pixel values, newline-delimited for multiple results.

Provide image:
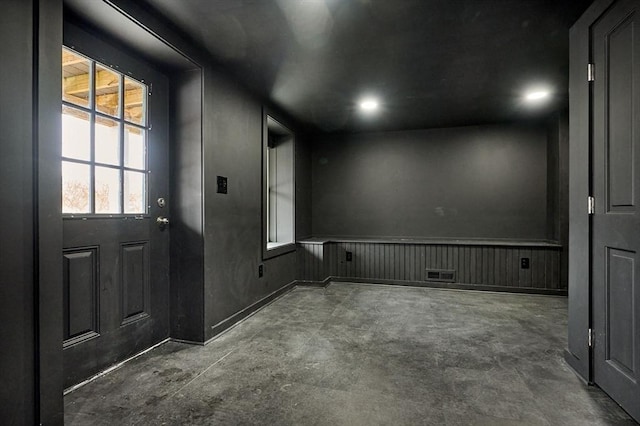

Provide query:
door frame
left=569, top=5, right=640, bottom=422
left=36, top=0, right=64, bottom=423
left=36, top=0, right=205, bottom=422
left=567, top=0, right=618, bottom=384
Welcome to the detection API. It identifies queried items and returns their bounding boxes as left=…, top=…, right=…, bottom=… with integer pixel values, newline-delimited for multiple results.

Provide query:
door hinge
left=588, top=328, right=594, bottom=348
left=588, top=196, right=595, bottom=215
left=588, top=63, right=595, bottom=82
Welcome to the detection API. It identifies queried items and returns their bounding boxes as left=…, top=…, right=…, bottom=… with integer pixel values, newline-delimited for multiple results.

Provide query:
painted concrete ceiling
left=77, top=0, right=595, bottom=133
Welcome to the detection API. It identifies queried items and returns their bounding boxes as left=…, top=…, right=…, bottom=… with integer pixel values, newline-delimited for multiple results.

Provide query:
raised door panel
left=606, top=248, right=636, bottom=377
left=121, top=242, right=149, bottom=324
left=608, top=15, right=636, bottom=211
left=63, top=248, right=99, bottom=346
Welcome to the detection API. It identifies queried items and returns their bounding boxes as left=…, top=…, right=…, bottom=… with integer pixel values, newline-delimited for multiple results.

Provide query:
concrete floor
left=65, top=283, right=637, bottom=425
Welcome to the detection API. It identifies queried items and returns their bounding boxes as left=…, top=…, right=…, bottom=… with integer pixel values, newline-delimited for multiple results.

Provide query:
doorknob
left=156, top=216, right=170, bottom=228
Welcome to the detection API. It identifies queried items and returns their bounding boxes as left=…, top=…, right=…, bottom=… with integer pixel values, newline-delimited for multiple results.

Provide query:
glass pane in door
left=95, top=65, right=121, bottom=117
left=124, top=171, right=146, bottom=214
left=95, top=166, right=121, bottom=214
left=62, top=49, right=91, bottom=108
left=62, top=106, right=91, bottom=161
left=62, top=161, right=91, bottom=214
left=95, top=116, right=120, bottom=166
left=124, top=125, right=146, bottom=170
left=124, top=77, right=146, bottom=125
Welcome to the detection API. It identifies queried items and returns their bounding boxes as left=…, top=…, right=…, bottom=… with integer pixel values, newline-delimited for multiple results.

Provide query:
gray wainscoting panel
left=297, top=242, right=326, bottom=282
left=298, top=240, right=563, bottom=292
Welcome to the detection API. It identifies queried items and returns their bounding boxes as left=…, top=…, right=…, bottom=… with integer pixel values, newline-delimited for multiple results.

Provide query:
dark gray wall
left=296, top=132, right=313, bottom=239
left=202, top=70, right=298, bottom=340
left=1, top=1, right=63, bottom=424
left=558, top=113, right=569, bottom=287
left=312, top=123, right=549, bottom=240
left=546, top=110, right=570, bottom=289
left=37, top=0, right=64, bottom=423
left=547, top=116, right=560, bottom=241
left=170, top=68, right=205, bottom=343
left=0, top=3, right=36, bottom=423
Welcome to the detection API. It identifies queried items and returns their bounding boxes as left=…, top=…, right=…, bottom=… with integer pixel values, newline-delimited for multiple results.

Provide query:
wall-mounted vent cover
left=427, top=271, right=440, bottom=280
left=425, top=269, right=456, bottom=283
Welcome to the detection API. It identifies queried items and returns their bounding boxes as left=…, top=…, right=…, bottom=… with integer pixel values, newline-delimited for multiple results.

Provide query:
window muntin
left=61, top=47, right=148, bottom=216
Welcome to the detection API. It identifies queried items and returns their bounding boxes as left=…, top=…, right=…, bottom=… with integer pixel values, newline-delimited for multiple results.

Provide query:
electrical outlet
left=521, top=258, right=530, bottom=269
left=217, top=176, right=228, bottom=194
left=346, top=251, right=353, bottom=262
left=258, top=264, right=264, bottom=277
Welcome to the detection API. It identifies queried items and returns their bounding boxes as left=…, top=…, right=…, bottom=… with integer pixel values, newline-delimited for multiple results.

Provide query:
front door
left=61, top=24, right=170, bottom=387
left=592, top=0, right=640, bottom=421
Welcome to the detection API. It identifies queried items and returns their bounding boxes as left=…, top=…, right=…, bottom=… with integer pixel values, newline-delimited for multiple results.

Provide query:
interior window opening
left=265, top=115, right=295, bottom=252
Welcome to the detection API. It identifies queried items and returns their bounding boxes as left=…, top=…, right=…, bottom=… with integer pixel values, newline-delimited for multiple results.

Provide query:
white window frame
left=263, top=113, right=296, bottom=259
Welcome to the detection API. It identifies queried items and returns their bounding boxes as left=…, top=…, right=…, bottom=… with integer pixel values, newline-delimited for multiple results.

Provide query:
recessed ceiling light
left=524, top=90, right=550, bottom=102
left=359, top=98, right=379, bottom=112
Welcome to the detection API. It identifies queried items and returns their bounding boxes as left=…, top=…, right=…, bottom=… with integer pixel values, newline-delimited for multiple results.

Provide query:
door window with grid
left=62, top=47, right=149, bottom=215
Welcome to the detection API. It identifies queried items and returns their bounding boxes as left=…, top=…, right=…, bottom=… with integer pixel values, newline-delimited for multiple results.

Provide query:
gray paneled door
left=592, top=0, right=640, bottom=421
left=61, top=26, right=170, bottom=388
